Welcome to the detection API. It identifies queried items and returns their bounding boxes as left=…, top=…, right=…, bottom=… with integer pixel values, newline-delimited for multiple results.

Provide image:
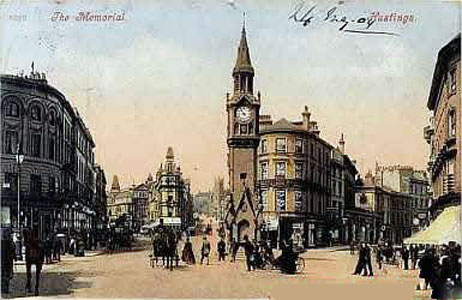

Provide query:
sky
left=0, top=0, right=460, bottom=192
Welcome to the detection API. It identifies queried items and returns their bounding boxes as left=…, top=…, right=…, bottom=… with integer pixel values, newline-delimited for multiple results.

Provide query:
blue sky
left=1, top=0, right=460, bottom=191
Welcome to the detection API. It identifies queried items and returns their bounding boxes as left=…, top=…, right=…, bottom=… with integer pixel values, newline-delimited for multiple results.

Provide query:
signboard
left=1, top=207, right=11, bottom=226
left=162, top=217, right=181, bottom=225
left=418, top=213, right=427, bottom=220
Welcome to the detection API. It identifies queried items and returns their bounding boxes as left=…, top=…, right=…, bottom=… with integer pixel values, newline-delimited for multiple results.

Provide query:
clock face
left=236, top=106, right=252, bottom=123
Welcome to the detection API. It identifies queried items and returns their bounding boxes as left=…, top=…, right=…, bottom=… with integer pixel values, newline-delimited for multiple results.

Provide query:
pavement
left=3, top=233, right=431, bottom=300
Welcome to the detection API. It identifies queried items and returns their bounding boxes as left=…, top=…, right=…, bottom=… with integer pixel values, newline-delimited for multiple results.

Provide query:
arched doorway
left=237, top=219, right=250, bottom=241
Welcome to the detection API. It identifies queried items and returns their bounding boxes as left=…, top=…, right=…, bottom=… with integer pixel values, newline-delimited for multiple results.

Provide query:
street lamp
left=16, top=144, right=24, bottom=230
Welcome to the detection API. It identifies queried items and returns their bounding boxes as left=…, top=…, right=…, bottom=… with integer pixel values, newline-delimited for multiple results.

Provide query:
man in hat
left=1, top=229, right=15, bottom=294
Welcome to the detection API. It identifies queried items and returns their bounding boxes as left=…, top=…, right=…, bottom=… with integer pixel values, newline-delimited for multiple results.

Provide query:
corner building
left=257, top=107, right=332, bottom=248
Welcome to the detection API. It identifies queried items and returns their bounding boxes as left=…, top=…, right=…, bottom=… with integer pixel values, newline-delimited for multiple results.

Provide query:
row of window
left=259, top=161, right=328, bottom=185
left=2, top=172, right=59, bottom=193
left=4, top=101, right=58, bottom=125
left=260, top=189, right=324, bottom=214
left=4, top=130, right=58, bottom=160
left=260, top=138, right=330, bottom=164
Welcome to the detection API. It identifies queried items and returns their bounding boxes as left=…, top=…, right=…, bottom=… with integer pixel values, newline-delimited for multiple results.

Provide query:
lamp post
left=16, top=144, right=24, bottom=230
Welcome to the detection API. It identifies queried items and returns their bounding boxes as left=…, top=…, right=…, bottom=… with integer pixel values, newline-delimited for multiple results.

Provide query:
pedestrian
left=365, top=243, right=374, bottom=276
left=1, top=229, right=15, bottom=294
left=44, top=234, right=53, bottom=264
left=402, top=245, right=410, bottom=270
left=350, top=240, right=355, bottom=255
left=181, top=237, right=195, bottom=264
left=230, top=238, right=239, bottom=262
left=200, top=236, right=211, bottom=265
left=217, top=237, right=226, bottom=262
left=419, top=248, right=437, bottom=290
left=52, top=234, right=61, bottom=262
left=410, top=244, right=419, bottom=270
left=242, top=235, right=254, bottom=271
left=352, top=242, right=368, bottom=276
left=376, top=245, right=383, bottom=270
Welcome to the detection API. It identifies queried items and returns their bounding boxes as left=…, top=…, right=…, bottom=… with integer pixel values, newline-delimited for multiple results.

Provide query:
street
left=5, top=233, right=431, bottom=300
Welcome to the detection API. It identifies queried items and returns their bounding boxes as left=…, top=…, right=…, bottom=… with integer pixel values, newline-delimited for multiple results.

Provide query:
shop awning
left=404, top=205, right=461, bottom=245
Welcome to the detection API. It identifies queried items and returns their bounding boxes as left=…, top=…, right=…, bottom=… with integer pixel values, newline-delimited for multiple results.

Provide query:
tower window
left=6, top=102, right=19, bottom=117
left=276, top=190, right=286, bottom=211
left=295, top=139, right=303, bottom=153
left=295, top=163, right=303, bottom=179
left=240, top=124, right=247, bottom=134
left=295, top=191, right=303, bottom=212
left=276, top=162, right=286, bottom=177
left=5, top=131, right=18, bottom=154
left=449, top=68, right=457, bottom=93
left=448, top=109, right=456, bottom=138
left=30, top=105, right=42, bottom=121
left=276, top=138, right=287, bottom=153
left=260, top=139, right=268, bottom=154
left=260, top=162, right=268, bottom=179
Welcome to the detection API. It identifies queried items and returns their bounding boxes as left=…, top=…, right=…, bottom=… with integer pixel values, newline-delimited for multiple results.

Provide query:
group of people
left=417, top=242, right=461, bottom=300
left=350, top=239, right=462, bottom=300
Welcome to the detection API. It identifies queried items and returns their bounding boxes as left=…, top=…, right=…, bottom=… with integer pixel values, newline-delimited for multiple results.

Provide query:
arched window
left=49, top=110, right=56, bottom=126
left=6, top=102, right=19, bottom=117
left=30, top=105, right=42, bottom=121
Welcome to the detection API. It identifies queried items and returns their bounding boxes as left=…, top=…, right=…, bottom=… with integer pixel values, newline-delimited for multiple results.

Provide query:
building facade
left=257, top=107, right=332, bottom=248
left=107, top=175, right=134, bottom=226
left=1, top=71, right=105, bottom=239
left=424, top=33, right=461, bottom=218
left=148, top=147, right=192, bottom=230
left=374, top=165, right=430, bottom=233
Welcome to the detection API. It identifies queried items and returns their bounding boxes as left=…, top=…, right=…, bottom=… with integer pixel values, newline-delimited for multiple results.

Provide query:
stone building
left=148, top=147, right=192, bottom=230
left=257, top=107, right=332, bottom=248
left=355, top=172, right=413, bottom=244
left=374, top=165, right=430, bottom=233
left=424, top=33, right=461, bottom=218
left=132, top=182, right=150, bottom=231
left=211, top=176, right=226, bottom=222
left=107, top=175, right=134, bottom=225
left=0, top=70, right=105, bottom=239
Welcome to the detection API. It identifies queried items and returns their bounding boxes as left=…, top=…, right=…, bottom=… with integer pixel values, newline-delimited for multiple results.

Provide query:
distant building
left=257, top=106, right=332, bottom=248
left=374, top=165, right=430, bottom=233
left=107, top=175, right=134, bottom=225
left=148, top=147, right=192, bottom=230
left=424, top=33, right=461, bottom=218
left=211, top=177, right=226, bottom=222
left=194, top=192, right=212, bottom=215
left=132, top=181, right=150, bottom=229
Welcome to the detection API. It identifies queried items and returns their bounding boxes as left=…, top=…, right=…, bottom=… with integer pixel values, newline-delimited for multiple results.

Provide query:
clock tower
left=226, top=22, right=261, bottom=241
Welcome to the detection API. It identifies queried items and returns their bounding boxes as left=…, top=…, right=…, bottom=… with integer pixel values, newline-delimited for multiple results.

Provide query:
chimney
left=302, top=106, right=311, bottom=131
left=339, top=133, right=345, bottom=154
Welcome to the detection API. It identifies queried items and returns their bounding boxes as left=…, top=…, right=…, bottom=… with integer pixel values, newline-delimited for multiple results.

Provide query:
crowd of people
left=350, top=239, right=461, bottom=300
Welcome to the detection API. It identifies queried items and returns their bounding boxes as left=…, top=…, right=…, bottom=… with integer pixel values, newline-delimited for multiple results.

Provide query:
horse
left=23, top=228, right=45, bottom=296
left=164, top=229, right=178, bottom=271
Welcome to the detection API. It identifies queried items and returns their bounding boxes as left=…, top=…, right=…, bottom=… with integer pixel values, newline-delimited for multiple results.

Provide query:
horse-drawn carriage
left=108, top=226, right=133, bottom=251
left=149, top=227, right=180, bottom=270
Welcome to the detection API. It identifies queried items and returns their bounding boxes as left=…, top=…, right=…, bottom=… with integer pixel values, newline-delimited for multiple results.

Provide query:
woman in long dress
left=182, top=237, right=195, bottom=264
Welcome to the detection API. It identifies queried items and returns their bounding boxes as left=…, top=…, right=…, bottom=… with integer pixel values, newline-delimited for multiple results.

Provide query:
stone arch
left=26, top=98, right=47, bottom=123
left=1, top=95, right=25, bottom=118
left=237, top=219, right=250, bottom=241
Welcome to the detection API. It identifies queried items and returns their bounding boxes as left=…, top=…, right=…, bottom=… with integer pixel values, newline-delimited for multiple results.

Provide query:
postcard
left=0, top=1, right=460, bottom=300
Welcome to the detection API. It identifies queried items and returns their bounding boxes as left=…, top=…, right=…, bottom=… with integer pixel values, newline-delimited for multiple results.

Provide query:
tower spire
left=233, top=15, right=254, bottom=75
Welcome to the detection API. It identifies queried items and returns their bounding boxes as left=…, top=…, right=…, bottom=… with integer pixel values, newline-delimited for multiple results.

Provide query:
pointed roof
left=233, top=22, right=254, bottom=75
left=111, top=175, right=120, bottom=191
left=166, top=146, right=174, bottom=159
left=271, top=118, right=297, bottom=131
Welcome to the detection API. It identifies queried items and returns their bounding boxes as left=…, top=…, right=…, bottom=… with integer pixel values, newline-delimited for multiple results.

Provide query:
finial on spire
left=242, top=11, right=246, bottom=33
